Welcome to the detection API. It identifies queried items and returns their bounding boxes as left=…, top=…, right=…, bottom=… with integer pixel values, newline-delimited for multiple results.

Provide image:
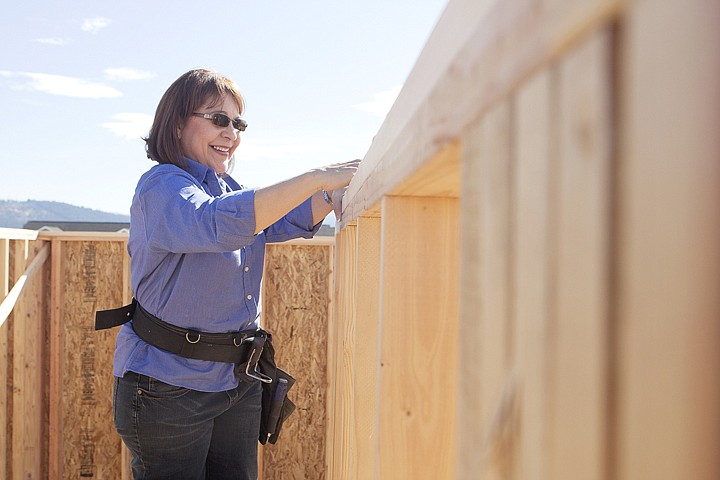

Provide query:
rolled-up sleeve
left=264, top=196, right=322, bottom=243
left=136, top=168, right=258, bottom=253
left=214, top=189, right=258, bottom=246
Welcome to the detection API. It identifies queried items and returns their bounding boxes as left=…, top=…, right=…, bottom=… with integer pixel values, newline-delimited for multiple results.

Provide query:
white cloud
left=353, top=85, right=402, bottom=116
left=82, top=17, right=111, bottom=34
left=104, top=68, right=156, bottom=81
left=0, top=71, right=122, bottom=98
left=34, top=37, right=70, bottom=46
left=101, top=113, right=153, bottom=140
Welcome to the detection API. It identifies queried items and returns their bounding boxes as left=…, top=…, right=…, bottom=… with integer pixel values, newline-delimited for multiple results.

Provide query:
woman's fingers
left=315, top=159, right=361, bottom=191
left=332, top=187, right=348, bottom=221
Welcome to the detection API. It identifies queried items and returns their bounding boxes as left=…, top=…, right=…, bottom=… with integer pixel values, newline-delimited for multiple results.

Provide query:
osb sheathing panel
left=261, top=243, right=331, bottom=480
left=60, top=241, right=126, bottom=478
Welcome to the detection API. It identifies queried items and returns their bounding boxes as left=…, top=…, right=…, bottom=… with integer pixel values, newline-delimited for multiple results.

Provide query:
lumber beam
left=341, top=0, right=627, bottom=225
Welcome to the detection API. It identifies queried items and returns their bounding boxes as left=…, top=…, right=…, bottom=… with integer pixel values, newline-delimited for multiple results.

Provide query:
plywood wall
left=2, top=234, right=334, bottom=479
left=260, top=241, right=333, bottom=480
left=54, top=240, right=126, bottom=479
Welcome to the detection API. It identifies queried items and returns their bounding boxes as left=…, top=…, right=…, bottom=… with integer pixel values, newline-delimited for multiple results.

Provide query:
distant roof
left=23, top=221, right=130, bottom=232
left=316, top=224, right=335, bottom=237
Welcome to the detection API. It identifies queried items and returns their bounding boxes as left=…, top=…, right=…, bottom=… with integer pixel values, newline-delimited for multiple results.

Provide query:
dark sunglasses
left=191, top=112, right=248, bottom=132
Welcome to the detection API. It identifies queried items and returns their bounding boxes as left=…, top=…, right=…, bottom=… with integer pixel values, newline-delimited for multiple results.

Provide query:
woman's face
left=179, top=94, right=242, bottom=176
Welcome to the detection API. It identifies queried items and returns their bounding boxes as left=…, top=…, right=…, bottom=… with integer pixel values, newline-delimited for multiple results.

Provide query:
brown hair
left=144, top=68, right=245, bottom=169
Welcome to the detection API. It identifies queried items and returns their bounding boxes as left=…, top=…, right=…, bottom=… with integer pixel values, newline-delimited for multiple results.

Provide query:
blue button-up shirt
left=113, top=158, right=321, bottom=391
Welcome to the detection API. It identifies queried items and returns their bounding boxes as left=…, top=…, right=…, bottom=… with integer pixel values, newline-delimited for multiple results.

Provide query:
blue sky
left=0, top=1, right=447, bottom=215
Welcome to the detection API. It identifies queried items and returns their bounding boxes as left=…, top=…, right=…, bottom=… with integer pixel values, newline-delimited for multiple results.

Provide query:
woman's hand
left=254, top=159, right=361, bottom=234
left=310, top=160, right=360, bottom=224
left=311, top=159, right=361, bottom=192
left=331, top=187, right=348, bottom=221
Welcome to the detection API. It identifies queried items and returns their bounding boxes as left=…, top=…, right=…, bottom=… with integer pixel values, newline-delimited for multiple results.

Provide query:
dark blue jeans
left=113, top=371, right=262, bottom=479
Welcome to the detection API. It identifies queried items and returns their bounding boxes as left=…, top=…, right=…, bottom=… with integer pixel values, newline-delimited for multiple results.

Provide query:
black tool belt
left=95, top=299, right=264, bottom=364
left=95, top=299, right=297, bottom=444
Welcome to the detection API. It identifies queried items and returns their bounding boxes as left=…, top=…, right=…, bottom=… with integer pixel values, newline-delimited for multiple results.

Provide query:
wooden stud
left=339, top=224, right=358, bottom=479
left=377, top=195, right=459, bottom=480
left=548, top=28, right=613, bottom=480
left=326, top=229, right=346, bottom=478
left=12, top=238, right=44, bottom=479
left=616, top=1, right=720, bottom=478
left=457, top=120, right=484, bottom=480
left=7, top=239, right=50, bottom=479
left=353, top=215, right=382, bottom=480
left=478, top=99, right=515, bottom=477
left=0, top=238, right=8, bottom=479
left=460, top=99, right=516, bottom=479
left=327, top=226, right=355, bottom=479
left=49, top=239, right=63, bottom=479
left=512, top=68, right=553, bottom=480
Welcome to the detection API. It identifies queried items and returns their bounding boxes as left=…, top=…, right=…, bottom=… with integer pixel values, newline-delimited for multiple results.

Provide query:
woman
left=112, top=68, right=359, bottom=479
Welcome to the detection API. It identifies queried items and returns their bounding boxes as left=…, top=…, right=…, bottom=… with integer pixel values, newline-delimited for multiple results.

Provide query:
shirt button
left=246, top=294, right=253, bottom=300
left=244, top=266, right=249, bottom=272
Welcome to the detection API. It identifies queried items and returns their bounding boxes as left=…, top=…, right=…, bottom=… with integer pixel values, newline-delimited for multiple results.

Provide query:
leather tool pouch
left=235, top=335, right=297, bottom=444
left=261, top=367, right=296, bottom=445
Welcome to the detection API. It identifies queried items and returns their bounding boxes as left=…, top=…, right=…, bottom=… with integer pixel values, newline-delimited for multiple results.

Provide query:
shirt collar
left=182, top=157, right=227, bottom=196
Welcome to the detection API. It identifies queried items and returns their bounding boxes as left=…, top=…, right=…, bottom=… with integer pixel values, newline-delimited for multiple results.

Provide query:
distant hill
left=0, top=200, right=129, bottom=229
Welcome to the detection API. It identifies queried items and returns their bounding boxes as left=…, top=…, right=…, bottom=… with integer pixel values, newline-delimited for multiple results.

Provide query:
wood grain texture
left=377, top=196, right=459, bottom=480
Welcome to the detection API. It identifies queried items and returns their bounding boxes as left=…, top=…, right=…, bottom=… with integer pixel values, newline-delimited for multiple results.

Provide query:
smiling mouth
left=211, top=145, right=230, bottom=154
